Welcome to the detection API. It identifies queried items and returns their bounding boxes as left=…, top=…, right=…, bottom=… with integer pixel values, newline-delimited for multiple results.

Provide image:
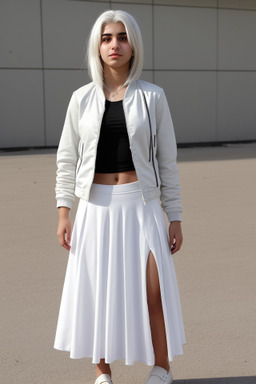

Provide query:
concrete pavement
left=0, top=143, right=256, bottom=384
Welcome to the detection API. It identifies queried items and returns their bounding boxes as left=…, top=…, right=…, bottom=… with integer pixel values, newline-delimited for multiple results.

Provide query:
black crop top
left=95, top=100, right=135, bottom=173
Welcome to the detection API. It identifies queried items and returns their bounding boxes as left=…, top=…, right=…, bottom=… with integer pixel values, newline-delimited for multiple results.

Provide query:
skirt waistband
left=91, top=181, right=141, bottom=195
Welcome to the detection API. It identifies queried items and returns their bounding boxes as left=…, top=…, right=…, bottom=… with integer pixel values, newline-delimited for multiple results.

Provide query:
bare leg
left=146, top=251, right=170, bottom=372
left=96, top=359, right=111, bottom=378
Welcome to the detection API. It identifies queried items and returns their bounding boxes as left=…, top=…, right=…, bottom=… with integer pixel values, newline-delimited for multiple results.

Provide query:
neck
left=103, top=66, right=129, bottom=89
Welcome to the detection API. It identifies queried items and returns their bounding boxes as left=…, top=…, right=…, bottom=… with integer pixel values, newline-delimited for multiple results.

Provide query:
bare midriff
left=93, top=170, right=138, bottom=185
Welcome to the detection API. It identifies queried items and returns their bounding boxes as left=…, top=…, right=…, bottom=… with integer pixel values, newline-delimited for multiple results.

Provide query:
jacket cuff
left=167, top=212, right=182, bottom=223
left=56, top=198, right=73, bottom=209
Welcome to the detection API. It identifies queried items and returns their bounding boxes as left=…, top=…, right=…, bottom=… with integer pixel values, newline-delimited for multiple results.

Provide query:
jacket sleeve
left=155, top=89, right=183, bottom=222
left=55, top=92, right=80, bottom=209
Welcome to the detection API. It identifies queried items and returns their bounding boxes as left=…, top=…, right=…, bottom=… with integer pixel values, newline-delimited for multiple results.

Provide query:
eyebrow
left=101, top=32, right=127, bottom=37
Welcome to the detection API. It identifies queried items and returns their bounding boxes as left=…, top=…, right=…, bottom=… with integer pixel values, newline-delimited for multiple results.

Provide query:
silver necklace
left=103, top=82, right=126, bottom=100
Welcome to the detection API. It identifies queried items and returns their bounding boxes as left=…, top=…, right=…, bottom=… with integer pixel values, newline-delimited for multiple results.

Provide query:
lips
left=109, top=53, right=121, bottom=57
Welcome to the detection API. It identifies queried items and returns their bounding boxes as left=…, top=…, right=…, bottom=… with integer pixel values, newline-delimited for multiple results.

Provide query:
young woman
left=54, top=10, right=185, bottom=384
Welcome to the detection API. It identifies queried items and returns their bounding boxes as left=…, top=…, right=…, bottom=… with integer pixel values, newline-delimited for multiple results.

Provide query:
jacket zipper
left=123, top=100, right=147, bottom=205
left=142, top=91, right=159, bottom=188
left=88, top=108, right=106, bottom=191
left=151, top=140, right=159, bottom=188
left=76, top=143, right=84, bottom=175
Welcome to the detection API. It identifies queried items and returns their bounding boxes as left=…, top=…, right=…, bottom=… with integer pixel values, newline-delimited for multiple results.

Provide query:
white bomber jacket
left=56, top=79, right=183, bottom=222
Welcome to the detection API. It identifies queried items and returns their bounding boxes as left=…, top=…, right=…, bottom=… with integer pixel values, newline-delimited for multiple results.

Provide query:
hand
left=169, top=221, right=183, bottom=254
left=57, top=207, right=72, bottom=251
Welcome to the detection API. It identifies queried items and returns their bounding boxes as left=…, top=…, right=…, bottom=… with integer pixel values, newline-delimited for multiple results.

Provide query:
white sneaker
left=145, top=366, right=173, bottom=384
left=94, top=373, right=113, bottom=384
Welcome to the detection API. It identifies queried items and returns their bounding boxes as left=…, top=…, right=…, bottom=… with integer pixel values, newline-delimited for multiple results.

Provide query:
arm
left=55, top=93, right=79, bottom=250
left=155, top=90, right=183, bottom=253
left=55, top=92, right=80, bottom=209
left=155, top=89, right=183, bottom=223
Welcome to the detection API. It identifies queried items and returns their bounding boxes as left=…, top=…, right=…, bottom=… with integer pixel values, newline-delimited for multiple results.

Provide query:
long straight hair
left=87, top=10, right=144, bottom=88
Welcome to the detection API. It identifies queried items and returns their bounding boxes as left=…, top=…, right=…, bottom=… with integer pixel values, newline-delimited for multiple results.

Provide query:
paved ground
left=0, top=143, right=256, bottom=384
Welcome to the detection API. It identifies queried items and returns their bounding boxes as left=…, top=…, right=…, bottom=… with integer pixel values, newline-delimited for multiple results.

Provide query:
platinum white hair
left=87, top=10, right=144, bottom=88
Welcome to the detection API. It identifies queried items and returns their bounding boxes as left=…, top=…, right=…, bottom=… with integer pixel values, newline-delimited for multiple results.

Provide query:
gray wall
left=1, top=0, right=256, bottom=148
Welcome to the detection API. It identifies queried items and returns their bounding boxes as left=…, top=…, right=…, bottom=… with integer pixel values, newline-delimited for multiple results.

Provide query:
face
left=99, top=22, right=133, bottom=71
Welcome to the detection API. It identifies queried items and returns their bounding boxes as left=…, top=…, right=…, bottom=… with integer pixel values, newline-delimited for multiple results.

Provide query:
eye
left=102, top=36, right=111, bottom=43
left=119, top=36, right=127, bottom=42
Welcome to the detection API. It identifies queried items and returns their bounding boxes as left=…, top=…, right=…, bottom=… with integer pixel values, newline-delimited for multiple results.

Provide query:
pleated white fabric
left=54, top=182, right=185, bottom=365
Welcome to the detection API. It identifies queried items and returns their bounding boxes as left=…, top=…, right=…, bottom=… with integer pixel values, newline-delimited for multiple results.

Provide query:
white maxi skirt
left=54, top=182, right=185, bottom=365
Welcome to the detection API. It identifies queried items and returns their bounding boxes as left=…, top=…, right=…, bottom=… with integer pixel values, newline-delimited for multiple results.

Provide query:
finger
left=169, top=232, right=175, bottom=250
left=60, top=234, right=70, bottom=250
left=64, top=229, right=71, bottom=251
left=171, top=243, right=179, bottom=254
left=57, top=231, right=70, bottom=251
left=63, top=241, right=71, bottom=251
left=170, top=240, right=177, bottom=254
left=172, top=236, right=182, bottom=254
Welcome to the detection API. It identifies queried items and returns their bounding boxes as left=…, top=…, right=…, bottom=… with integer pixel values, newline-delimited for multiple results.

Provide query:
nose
left=111, top=37, right=120, bottom=50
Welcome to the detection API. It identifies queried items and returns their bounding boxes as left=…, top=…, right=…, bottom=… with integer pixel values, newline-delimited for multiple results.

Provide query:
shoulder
left=73, top=82, right=96, bottom=100
left=136, top=79, right=164, bottom=96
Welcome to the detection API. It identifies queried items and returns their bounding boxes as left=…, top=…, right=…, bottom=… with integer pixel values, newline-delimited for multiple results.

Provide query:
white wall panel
left=141, top=71, right=154, bottom=83
left=0, top=0, right=42, bottom=68
left=217, top=72, right=256, bottom=141
left=42, top=0, right=109, bottom=68
left=112, top=3, right=153, bottom=70
left=218, top=9, right=256, bottom=70
left=154, top=6, right=217, bottom=70
left=1, top=1, right=256, bottom=148
left=113, top=0, right=151, bottom=3
left=219, top=0, right=256, bottom=10
left=154, top=0, right=217, bottom=7
left=44, top=70, right=90, bottom=145
left=0, top=70, right=44, bottom=148
left=155, top=71, right=217, bottom=143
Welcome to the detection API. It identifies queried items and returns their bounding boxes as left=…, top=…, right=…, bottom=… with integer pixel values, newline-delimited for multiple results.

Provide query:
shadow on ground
left=177, top=143, right=256, bottom=162
left=1, top=142, right=256, bottom=161
left=174, top=377, right=256, bottom=384
left=0, top=147, right=57, bottom=156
